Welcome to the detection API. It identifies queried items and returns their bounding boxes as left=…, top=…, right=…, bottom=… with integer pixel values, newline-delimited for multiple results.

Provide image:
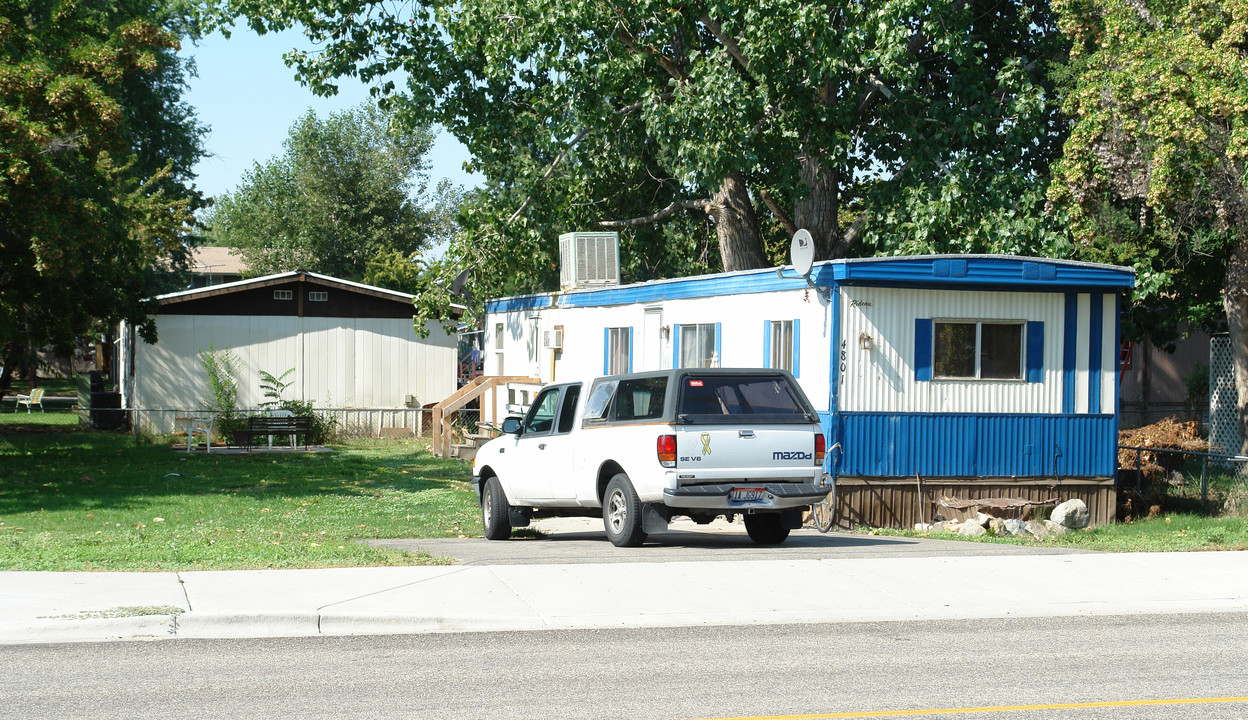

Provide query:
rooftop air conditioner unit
left=543, top=326, right=564, bottom=350
left=559, top=232, right=620, bottom=289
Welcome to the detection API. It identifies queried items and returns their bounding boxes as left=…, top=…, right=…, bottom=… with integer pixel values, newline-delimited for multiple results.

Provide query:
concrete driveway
left=366, top=516, right=1091, bottom=565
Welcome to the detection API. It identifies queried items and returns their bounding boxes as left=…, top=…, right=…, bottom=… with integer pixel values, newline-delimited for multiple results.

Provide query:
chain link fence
left=127, top=407, right=426, bottom=441
left=1120, top=445, right=1248, bottom=517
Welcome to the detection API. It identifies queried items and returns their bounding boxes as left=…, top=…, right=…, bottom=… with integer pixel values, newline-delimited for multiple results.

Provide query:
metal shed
left=120, top=271, right=459, bottom=436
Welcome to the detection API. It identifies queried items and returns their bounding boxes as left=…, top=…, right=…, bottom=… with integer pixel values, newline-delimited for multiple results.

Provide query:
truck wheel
left=482, top=476, right=512, bottom=540
left=745, top=513, right=790, bottom=545
left=603, top=474, right=647, bottom=547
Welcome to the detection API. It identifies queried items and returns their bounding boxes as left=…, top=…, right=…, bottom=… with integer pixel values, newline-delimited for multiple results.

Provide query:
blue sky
left=181, top=28, right=479, bottom=201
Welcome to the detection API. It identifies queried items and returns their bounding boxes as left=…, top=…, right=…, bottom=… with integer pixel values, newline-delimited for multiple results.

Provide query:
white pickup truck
left=471, top=368, right=829, bottom=546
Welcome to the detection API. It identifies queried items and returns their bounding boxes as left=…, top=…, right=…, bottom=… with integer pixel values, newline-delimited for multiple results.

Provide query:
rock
left=1051, top=499, right=1090, bottom=529
left=1043, top=519, right=1069, bottom=535
left=930, top=520, right=954, bottom=533
left=988, top=517, right=1006, bottom=536
left=957, top=520, right=987, bottom=536
left=914, top=522, right=933, bottom=532
left=1026, top=520, right=1050, bottom=539
left=975, top=511, right=992, bottom=526
left=1002, top=518, right=1027, bottom=536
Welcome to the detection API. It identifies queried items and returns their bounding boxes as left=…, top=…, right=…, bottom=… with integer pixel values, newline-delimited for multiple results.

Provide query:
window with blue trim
left=678, top=323, right=718, bottom=368
left=919, top=319, right=1042, bottom=382
left=767, top=320, right=795, bottom=372
left=606, top=327, right=632, bottom=375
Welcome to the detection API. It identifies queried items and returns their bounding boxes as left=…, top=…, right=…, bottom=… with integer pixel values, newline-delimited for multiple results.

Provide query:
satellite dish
left=450, top=268, right=471, bottom=297
left=790, top=229, right=815, bottom=277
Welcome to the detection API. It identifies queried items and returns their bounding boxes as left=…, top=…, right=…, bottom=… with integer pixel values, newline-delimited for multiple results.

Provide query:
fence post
left=1135, top=448, right=1142, bottom=494
left=1201, top=454, right=1209, bottom=508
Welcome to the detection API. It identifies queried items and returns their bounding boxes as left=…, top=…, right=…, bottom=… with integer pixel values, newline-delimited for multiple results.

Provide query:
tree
left=1047, top=0, right=1248, bottom=450
left=0, top=0, right=205, bottom=392
left=218, top=0, right=1069, bottom=309
left=209, top=103, right=458, bottom=280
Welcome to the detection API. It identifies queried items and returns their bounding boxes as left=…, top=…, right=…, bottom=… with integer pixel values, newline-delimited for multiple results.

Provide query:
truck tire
left=482, top=476, right=512, bottom=540
left=744, top=513, right=790, bottom=545
left=603, top=474, right=647, bottom=547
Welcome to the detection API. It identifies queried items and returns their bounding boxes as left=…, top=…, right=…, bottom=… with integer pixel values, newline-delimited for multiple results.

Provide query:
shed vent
left=559, top=232, right=620, bottom=289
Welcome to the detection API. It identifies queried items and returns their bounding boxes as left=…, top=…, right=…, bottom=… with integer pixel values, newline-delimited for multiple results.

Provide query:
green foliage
left=275, top=398, right=337, bottom=444
left=257, top=367, right=295, bottom=409
left=1049, top=0, right=1248, bottom=344
left=198, top=344, right=243, bottom=436
left=214, top=0, right=1069, bottom=327
left=255, top=366, right=336, bottom=443
left=208, top=102, right=460, bottom=280
left=0, top=0, right=207, bottom=392
left=1185, top=361, right=1210, bottom=413
left=0, top=432, right=476, bottom=570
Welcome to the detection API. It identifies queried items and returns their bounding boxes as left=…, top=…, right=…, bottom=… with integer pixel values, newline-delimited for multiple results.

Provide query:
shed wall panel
left=134, top=315, right=454, bottom=415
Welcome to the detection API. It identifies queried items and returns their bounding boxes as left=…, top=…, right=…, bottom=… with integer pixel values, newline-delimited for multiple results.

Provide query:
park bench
left=242, top=415, right=313, bottom=451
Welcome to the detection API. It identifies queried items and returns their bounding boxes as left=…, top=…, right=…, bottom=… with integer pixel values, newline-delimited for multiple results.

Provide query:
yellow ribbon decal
left=700, top=432, right=712, bottom=455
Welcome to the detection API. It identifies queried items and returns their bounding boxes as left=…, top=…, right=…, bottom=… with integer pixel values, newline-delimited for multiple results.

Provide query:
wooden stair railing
left=431, top=375, right=541, bottom=457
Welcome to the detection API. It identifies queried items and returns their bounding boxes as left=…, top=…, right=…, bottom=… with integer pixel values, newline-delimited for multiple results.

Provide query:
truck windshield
left=679, top=376, right=809, bottom=419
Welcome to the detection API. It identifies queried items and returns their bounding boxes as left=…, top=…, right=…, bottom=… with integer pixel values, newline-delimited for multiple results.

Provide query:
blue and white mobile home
left=483, top=255, right=1135, bottom=528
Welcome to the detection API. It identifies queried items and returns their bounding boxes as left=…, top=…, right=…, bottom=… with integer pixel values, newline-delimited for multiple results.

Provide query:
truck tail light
left=814, top=433, right=826, bottom=465
left=657, top=435, right=677, bottom=468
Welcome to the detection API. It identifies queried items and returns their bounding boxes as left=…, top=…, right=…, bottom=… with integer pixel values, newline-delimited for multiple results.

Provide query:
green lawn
left=5, top=416, right=1247, bottom=571
left=0, top=410, right=79, bottom=427
left=0, top=420, right=480, bottom=571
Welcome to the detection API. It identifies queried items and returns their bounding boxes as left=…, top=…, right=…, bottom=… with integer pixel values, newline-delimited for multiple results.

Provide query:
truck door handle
left=739, top=430, right=755, bottom=439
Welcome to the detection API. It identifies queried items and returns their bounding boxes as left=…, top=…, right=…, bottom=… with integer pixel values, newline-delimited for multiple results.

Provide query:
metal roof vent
left=559, top=231, right=620, bottom=289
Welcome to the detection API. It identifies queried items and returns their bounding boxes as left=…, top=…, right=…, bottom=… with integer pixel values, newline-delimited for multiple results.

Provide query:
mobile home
left=483, top=255, right=1135, bottom=528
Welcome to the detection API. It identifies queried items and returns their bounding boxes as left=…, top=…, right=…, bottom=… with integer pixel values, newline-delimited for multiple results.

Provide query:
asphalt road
left=368, top=516, right=1091, bottom=565
left=2, top=612, right=1245, bottom=719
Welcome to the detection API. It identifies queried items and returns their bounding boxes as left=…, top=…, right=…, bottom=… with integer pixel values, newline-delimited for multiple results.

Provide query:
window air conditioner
left=543, top=326, right=564, bottom=350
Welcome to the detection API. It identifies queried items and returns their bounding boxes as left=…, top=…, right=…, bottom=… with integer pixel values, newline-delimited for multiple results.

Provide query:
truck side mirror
left=501, top=417, right=522, bottom=434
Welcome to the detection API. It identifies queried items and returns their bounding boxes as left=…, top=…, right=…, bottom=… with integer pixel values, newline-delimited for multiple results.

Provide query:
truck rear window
left=679, top=376, right=810, bottom=421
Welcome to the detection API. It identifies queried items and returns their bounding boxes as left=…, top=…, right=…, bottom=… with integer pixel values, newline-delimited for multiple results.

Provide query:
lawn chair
left=15, top=387, right=45, bottom=413
left=266, top=408, right=296, bottom=448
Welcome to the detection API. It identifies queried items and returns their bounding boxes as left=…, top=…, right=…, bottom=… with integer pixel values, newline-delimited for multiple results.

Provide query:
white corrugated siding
left=1101, top=297, right=1118, bottom=413
left=1074, top=294, right=1090, bottom=414
left=838, top=287, right=1065, bottom=414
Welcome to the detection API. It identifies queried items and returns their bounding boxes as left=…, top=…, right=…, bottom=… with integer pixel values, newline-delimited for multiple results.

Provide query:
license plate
left=730, top=487, right=766, bottom=502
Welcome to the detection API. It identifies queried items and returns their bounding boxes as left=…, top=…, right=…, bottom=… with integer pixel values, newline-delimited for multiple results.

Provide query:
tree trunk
left=707, top=172, right=766, bottom=271
left=1223, top=238, right=1248, bottom=455
left=794, top=150, right=847, bottom=260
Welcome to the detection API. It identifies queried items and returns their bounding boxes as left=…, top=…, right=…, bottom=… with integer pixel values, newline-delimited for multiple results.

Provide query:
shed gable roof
left=155, top=271, right=464, bottom=318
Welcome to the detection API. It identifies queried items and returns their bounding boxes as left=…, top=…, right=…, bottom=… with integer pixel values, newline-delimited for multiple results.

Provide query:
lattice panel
left=1209, top=335, right=1242, bottom=460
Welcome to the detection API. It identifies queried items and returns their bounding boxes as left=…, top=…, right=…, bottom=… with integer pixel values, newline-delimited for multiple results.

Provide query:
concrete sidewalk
left=3, top=550, right=1247, bottom=645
